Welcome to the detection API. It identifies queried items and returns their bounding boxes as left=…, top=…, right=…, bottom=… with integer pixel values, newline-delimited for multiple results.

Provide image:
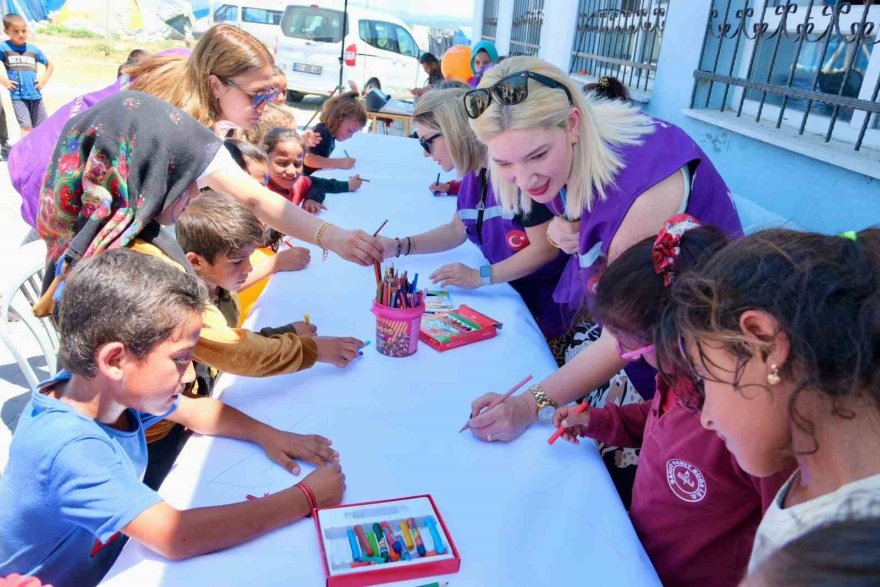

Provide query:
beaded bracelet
left=296, top=481, right=318, bottom=515
left=314, top=222, right=332, bottom=261
left=395, top=237, right=402, bottom=258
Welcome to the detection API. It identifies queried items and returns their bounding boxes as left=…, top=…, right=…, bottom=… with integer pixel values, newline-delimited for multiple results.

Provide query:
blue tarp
left=1, top=0, right=203, bottom=22
left=1, top=0, right=49, bottom=21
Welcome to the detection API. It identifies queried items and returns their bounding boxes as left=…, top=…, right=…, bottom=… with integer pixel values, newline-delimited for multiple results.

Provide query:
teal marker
left=346, top=528, right=361, bottom=560
left=425, top=517, right=446, bottom=554
left=359, top=340, right=372, bottom=356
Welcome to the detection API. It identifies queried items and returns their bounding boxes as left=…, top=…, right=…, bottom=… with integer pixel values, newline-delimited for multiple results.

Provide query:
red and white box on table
left=314, top=495, right=461, bottom=587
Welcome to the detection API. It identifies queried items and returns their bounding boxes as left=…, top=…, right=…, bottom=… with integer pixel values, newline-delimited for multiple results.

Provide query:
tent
left=0, top=0, right=50, bottom=21
left=56, top=0, right=146, bottom=36
left=0, top=0, right=196, bottom=40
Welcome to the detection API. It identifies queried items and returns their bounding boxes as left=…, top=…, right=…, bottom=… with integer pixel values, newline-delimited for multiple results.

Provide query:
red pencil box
left=314, top=494, right=461, bottom=587
left=419, top=305, right=502, bottom=352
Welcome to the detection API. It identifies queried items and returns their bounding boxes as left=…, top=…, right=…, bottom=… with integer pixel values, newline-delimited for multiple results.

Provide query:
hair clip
left=652, top=213, right=702, bottom=287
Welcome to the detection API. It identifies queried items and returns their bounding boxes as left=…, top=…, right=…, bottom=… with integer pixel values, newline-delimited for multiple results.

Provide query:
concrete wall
left=470, top=0, right=879, bottom=233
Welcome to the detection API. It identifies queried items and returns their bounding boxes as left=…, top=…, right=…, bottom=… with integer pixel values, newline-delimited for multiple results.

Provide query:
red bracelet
left=296, top=481, right=318, bottom=515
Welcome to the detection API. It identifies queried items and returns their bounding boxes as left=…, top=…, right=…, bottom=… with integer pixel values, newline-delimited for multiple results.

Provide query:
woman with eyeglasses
left=377, top=87, right=575, bottom=364
left=461, top=56, right=742, bottom=505
left=13, top=25, right=383, bottom=268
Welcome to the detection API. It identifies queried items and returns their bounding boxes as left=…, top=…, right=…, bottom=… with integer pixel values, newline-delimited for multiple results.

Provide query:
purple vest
left=456, top=169, right=573, bottom=338
left=549, top=118, right=743, bottom=397
left=10, top=49, right=193, bottom=227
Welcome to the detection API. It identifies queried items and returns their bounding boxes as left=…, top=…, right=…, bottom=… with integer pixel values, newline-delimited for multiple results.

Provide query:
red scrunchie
left=652, top=213, right=702, bottom=287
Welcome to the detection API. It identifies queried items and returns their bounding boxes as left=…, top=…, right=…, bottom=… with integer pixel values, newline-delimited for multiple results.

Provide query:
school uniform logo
left=666, top=459, right=707, bottom=503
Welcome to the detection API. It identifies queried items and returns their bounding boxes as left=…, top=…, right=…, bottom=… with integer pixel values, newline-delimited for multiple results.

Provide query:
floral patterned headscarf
left=37, top=91, right=222, bottom=269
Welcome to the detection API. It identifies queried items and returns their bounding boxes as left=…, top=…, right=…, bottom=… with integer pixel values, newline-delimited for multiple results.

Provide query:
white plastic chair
left=0, top=240, right=58, bottom=390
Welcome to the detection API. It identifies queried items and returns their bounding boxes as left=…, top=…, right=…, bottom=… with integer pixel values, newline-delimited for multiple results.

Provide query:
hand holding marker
left=547, top=402, right=589, bottom=445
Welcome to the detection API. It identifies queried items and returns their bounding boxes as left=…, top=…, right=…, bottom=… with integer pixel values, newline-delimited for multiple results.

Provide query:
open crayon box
left=314, top=495, right=461, bottom=587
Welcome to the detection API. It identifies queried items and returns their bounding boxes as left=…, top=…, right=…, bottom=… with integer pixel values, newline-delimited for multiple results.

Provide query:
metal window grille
left=509, top=0, right=544, bottom=56
left=692, top=1, right=880, bottom=152
left=569, top=0, right=668, bottom=94
left=483, top=0, right=500, bottom=41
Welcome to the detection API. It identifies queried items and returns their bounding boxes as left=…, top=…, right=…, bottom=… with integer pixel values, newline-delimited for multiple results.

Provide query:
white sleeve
left=197, top=147, right=239, bottom=189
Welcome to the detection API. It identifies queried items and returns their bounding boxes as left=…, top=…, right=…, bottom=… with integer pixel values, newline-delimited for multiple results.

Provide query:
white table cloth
left=103, top=133, right=660, bottom=587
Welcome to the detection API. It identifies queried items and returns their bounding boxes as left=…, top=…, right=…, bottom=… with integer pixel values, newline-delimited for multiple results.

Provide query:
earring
left=767, top=364, right=781, bottom=386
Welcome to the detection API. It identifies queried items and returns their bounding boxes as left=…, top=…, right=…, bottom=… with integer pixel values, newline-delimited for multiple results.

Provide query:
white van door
left=238, top=6, right=283, bottom=49
left=358, top=19, right=413, bottom=98
left=394, top=25, right=422, bottom=91
left=213, top=3, right=240, bottom=23
left=277, top=5, right=347, bottom=96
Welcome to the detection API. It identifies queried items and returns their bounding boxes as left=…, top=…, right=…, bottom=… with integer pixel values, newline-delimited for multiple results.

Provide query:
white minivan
left=209, top=1, right=286, bottom=50
left=274, top=3, right=427, bottom=101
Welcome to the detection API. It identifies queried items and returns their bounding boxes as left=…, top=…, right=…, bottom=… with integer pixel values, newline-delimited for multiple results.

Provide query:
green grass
left=37, top=22, right=102, bottom=39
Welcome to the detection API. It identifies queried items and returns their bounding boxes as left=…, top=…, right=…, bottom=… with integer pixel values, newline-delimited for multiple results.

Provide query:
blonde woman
left=379, top=88, right=574, bottom=362
left=462, top=56, right=742, bottom=504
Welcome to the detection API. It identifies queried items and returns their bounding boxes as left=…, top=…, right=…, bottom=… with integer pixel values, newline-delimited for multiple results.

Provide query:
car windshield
left=280, top=7, right=345, bottom=43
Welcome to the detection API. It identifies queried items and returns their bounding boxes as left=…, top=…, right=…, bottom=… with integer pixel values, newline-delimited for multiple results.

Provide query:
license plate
left=293, top=63, right=322, bottom=75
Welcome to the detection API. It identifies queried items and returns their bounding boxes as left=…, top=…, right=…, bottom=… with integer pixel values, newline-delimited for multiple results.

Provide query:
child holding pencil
left=0, top=250, right=345, bottom=585
left=263, top=128, right=363, bottom=215
left=303, top=91, right=367, bottom=175
left=553, top=215, right=790, bottom=586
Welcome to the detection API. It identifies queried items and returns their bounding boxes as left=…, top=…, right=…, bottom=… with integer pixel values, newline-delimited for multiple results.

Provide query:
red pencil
left=547, top=402, right=589, bottom=445
left=459, top=375, right=533, bottom=433
left=372, top=219, right=388, bottom=285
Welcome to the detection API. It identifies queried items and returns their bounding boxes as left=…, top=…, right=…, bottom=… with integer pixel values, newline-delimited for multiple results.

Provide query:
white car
left=209, top=0, right=286, bottom=50
left=275, top=3, right=427, bottom=101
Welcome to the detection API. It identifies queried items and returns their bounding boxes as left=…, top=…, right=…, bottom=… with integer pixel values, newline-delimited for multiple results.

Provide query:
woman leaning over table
left=462, top=56, right=742, bottom=505
left=379, top=87, right=576, bottom=365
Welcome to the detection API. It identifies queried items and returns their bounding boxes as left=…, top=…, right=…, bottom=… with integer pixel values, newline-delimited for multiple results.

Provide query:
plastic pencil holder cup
left=371, top=300, right=426, bottom=358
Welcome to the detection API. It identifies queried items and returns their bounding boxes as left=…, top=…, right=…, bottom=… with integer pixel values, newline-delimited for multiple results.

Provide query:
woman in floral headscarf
left=37, top=91, right=381, bottom=309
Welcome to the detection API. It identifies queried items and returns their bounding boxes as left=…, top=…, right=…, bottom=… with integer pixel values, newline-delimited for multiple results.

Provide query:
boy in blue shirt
left=0, top=249, right=345, bottom=586
left=0, top=14, right=52, bottom=136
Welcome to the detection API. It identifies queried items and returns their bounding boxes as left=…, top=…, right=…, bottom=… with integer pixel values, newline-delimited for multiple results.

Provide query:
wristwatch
left=528, top=384, right=558, bottom=423
left=479, top=264, right=492, bottom=287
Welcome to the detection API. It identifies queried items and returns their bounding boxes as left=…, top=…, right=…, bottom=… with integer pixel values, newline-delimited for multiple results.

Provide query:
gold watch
left=529, top=384, right=558, bottom=423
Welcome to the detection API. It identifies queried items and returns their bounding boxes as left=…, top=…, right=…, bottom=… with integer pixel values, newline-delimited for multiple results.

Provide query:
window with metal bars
left=692, top=0, right=880, bottom=153
left=569, top=0, right=668, bottom=95
left=483, top=0, right=500, bottom=41
left=509, top=0, right=544, bottom=56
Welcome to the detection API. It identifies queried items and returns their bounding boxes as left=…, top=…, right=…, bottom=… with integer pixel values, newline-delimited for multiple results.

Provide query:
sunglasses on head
left=222, top=77, right=281, bottom=109
left=419, top=132, right=442, bottom=155
left=463, top=71, right=574, bottom=120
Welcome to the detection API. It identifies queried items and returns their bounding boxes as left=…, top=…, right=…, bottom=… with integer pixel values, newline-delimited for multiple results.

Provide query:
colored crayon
left=407, top=517, right=426, bottom=556
left=354, top=525, right=373, bottom=556
left=425, top=517, right=446, bottom=555
left=367, top=530, right=381, bottom=560
left=401, top=520, right=414, bottom=550
left=347, top=528, right=361, bottom=560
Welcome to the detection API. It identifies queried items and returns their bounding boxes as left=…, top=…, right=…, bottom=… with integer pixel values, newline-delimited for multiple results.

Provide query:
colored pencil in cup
left=372, top=219, right=388, bottom=285
left=547, top=402, right=589, bottom=445
left=459, top=374, right=533, bottom=433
